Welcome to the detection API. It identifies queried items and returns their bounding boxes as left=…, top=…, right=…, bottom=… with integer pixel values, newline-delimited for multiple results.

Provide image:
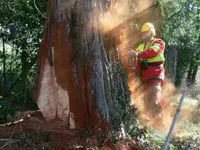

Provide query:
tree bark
left=36, top=0, right=114, bottom=129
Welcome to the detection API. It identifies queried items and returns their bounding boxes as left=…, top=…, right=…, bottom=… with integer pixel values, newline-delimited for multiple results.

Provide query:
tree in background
left=160, top=0, right=200, bottom=86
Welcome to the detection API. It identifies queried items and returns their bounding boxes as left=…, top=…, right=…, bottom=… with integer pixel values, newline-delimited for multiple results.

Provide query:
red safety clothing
left=135, top=39, right=165, bottom=85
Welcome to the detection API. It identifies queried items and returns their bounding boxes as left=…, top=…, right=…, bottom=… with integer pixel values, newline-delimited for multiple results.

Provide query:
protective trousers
left=143, top=80, right=163, bottom=119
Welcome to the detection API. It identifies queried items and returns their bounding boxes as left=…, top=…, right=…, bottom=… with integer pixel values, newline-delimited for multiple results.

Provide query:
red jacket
left=135, top=39, right=165, bottom=85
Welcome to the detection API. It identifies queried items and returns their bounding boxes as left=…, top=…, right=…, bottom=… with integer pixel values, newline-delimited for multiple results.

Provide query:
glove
left=131, top=50, right=139, bottom=57
left=140, top=59, right=148, bottom=70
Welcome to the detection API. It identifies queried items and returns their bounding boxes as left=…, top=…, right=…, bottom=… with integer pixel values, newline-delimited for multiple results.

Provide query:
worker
left=135, top=23, right=165, bottom=125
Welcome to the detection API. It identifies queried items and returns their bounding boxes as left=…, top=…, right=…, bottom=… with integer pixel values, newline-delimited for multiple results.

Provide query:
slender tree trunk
left=165, top=45, right=177, bottom=84
left=187, top=58, right=194, bottom=84
left=191, top=52, right=200, bottom=83
left=2, top=37, right=6, bottom=95
left=21, top=50, right=29, bottom=102
left=187, top=52, right=200, bottom=85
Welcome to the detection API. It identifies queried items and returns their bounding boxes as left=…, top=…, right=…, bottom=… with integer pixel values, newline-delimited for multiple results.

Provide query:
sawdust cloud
left=97, top=0, right=198, bottom=133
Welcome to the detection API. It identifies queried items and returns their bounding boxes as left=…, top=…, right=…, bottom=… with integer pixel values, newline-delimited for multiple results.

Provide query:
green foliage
left=159, top=0, right=200, bottom=86
left=128, top=123, right=148, bottom=140
left=0, top=98, right=14, bottom=123
left=107, top=56, right=148, bottom=143
left=137, top=126, right=200, bottom=149
left=172, top=133, right=200, bottom=149
left=0, top=0, right=47, bottom=123
left=144, top=130, right=167, bottom=149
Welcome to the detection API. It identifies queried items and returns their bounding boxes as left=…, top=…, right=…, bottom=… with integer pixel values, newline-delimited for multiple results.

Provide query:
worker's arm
left=138, top=40, right=165, bottom=59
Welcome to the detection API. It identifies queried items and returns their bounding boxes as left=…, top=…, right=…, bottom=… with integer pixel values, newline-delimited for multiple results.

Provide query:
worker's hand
left=131, top=49, right=139, bottom=57
left=134, top=52, right=140, bottom=58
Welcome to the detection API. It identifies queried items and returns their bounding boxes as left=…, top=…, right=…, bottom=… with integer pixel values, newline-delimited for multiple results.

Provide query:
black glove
left=140, top=60, right=148, bottom=70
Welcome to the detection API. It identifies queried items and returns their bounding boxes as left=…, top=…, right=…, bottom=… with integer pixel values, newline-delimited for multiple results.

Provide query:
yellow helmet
left=141, top=23, right=156, bottom=37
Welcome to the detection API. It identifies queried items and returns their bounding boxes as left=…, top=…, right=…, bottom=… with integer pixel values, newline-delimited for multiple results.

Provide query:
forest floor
left=1, top=71, right=200, bottom=150
left=0, top=94, right=200, bottom=150
left=0, top=110, right=147, bottom=150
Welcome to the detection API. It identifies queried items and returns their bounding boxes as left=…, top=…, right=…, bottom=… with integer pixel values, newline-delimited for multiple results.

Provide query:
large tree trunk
left=35, top=0, right=165, bottom=134
left=36, top=0, right=116, bottom=129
